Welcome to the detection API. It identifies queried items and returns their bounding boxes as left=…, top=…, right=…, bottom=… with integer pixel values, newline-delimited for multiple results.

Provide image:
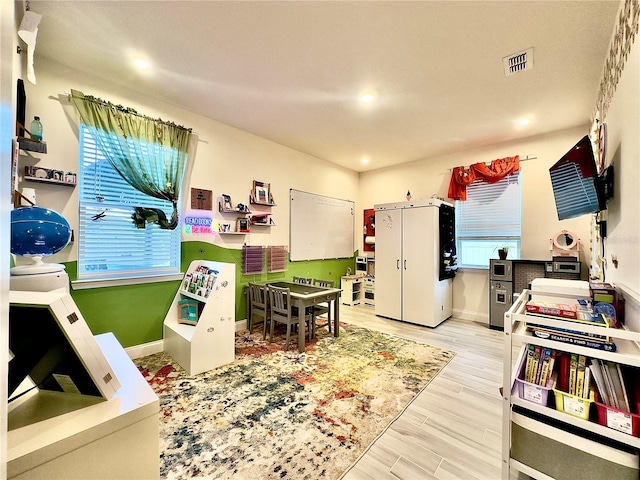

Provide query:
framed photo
left=236, top=218, right=250, bottom=232
left=221, top=193, right=233, bottom=210
left=252, top=180, right=272, bottom=205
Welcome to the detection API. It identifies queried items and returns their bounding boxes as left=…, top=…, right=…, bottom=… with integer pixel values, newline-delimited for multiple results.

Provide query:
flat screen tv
left=549, top=135, right=606, bottom=221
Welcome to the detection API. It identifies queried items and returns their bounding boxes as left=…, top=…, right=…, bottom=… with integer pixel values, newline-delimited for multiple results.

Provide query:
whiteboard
left=289, top=189, right=355, bottom=261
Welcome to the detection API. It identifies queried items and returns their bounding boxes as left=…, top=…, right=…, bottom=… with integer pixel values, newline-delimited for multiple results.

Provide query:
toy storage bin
left=595, top=402, right=640, bottom=437
left=178, top=298, right=200, bottom=325
left=514, top=351, right=553, bottom=406
left=552, top=379, right=596, bottom=420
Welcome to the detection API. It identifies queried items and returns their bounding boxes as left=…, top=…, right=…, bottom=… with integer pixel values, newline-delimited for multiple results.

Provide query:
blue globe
left=11, top=206, right=72, bottom=258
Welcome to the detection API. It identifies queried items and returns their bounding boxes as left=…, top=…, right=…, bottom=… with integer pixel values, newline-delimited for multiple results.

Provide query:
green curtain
left=70, top=89, right=192, bottom=229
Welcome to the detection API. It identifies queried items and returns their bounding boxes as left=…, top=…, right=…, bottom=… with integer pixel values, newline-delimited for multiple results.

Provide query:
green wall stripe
left=66, top=242, right=356, bottom=348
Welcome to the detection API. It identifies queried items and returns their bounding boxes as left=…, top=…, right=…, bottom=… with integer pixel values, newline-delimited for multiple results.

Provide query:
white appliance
left=374, top=199, right=453, bottom=327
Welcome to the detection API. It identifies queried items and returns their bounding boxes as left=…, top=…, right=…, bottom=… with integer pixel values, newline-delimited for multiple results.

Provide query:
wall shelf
left=18, top=137, right=47, bottom=154
left=218, top=202, right=251, bottom=215
left=24, top=176, right=76, bottom=187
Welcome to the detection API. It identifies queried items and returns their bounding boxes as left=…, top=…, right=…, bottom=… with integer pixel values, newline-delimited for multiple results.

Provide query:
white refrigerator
left=374, top=199, right=453, bottom=327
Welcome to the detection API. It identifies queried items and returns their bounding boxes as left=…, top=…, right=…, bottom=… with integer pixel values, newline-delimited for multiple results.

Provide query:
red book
left=556, top=352, right=571, bottom=393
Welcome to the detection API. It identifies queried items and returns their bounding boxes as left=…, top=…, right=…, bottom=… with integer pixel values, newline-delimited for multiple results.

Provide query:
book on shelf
left=525, top=301, right=579, bottom=319
left=526, top=319, right=611, bottom=341
left=568, top=353, right=578, bottom=395
left=538, top=348, right=555, bottom=388
left=575, top=355, right=586, bottom=397
left=583, top=366, right=592, bottom=399
left=530, top=327, right=617, bottom=352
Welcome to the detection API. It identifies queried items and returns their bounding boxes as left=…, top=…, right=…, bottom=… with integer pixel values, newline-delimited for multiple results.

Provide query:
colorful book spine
left=524, top=344, right=535, bottom=382
left=576, top=355, right=586, bottom=397
left=538, top=348, right=553, bottom=387
left=569, top=353, right=578, bottom=395
left=531, top=346, right=542, bottom=384
left=525, top=301, right=578, bottom=319
left=531, top=328, right=617, bottom=352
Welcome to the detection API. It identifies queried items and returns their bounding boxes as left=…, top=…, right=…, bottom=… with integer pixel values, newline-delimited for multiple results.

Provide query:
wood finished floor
left=337, top=304, right=513, bottom=480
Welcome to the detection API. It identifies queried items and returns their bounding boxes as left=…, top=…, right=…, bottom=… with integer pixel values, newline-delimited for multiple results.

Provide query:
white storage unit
left=8, top=288, right=159, bottom=480
left=374, top=199, right=453, bottom=327
left=163, top=260, right=235, bottom=375
left=341, top=275, right=363, bottom=306
left=502, top=286, right=640, bottom=480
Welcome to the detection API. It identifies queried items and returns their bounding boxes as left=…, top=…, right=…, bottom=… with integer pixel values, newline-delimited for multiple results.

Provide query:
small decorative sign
left=191, top=188, right=212, bottom=210
left=184, top=216, right=213, bottom=234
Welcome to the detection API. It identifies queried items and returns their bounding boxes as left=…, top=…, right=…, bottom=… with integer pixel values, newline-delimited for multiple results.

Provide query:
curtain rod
left=59, top=91, right=201, bottom=137
left=447, top=155, right=536, bottom=172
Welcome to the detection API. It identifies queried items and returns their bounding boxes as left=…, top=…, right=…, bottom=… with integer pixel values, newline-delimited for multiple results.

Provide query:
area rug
left=134, top=322, right=455, bottom=480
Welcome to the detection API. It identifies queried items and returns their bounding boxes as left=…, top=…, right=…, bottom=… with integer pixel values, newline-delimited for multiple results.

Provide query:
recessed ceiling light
left=517, top=119, right=530, bottom=127
left=361, top=156, right=369, bottom=164
left=133, top=58, right=150, bottom=70
left=359, top=90, right=377, bottom=104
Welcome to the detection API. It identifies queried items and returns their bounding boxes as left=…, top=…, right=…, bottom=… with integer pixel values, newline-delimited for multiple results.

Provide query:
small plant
left=494, top=245, right=509, bottom=259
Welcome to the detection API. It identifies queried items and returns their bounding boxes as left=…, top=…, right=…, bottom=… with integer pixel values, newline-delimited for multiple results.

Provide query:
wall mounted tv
left=549, top=135, right=606, bottom=221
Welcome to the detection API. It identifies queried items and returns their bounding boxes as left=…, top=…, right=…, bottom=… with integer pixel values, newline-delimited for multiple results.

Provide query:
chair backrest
left=292, top=276, right=312, bottom=285
left=248, top=283, right=267, bottom=311
left=313, top=279, right=334, bottom=288
left=268, top=285, right=292, bottom=322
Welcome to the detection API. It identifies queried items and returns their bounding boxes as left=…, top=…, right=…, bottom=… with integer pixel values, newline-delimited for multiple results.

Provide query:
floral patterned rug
left=134, top=322, right=454, bottom=480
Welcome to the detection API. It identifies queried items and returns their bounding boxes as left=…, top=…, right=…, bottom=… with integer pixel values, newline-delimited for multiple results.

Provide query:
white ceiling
left=28, top=1, right=619, bottom=172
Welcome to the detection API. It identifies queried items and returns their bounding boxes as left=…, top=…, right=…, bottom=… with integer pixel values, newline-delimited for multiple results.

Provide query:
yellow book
left=576, top=355, right=586, bottom=397
left=569, top=353, right=578, bottom=395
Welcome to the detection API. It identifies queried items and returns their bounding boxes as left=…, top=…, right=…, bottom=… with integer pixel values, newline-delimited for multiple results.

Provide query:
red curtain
left=447, top=156, right=520, bottom=201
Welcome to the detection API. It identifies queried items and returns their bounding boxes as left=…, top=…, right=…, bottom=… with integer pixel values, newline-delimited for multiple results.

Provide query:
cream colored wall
left=19, top=58, right=359, bottom=265
left=598, top=39, right=640, bottom=295
left=358, top=126, right=593, bottom=323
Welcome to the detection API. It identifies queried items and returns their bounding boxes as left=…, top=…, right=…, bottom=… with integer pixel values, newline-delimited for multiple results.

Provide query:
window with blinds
left=455, top=173, right=521, bottom=268
left=77, top=125, right=181, bottom=282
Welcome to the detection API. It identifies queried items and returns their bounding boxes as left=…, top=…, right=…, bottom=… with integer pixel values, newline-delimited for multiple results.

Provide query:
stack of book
left=524, top=345, right=556, bottom=388
left=525, top=300, right=617, bottom=352
left=589, top=359, right=635, bottom=413
left=555, top=352, right=592, bottom=399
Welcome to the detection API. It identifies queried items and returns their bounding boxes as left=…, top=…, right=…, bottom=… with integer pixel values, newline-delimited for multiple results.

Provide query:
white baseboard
left=453, top=308, right=489, bottom=326
left=125, top=321, right=249, bottom=360
left=125, top=340, right=164, bottom=360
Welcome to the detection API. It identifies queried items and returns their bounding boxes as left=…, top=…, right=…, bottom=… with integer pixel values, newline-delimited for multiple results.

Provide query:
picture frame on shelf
left=221, top=194, right=233, bottom=210
left=236, top=218, right=250, bottom=232
left=252, top=180, right=273, bottom=205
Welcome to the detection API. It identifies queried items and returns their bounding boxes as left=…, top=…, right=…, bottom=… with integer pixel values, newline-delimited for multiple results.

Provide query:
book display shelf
left=163, top=260, right=235, bottom=375
left=502, top=285, right=640, bottom=480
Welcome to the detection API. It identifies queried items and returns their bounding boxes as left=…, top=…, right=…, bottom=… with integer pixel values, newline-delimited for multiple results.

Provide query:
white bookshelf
left=163, top=260, right=236, bottom=375
left=502, top=286, right=640, bottom=480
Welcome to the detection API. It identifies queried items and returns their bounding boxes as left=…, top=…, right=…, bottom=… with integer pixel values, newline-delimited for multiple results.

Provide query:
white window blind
left=77, top=125, right=181, bottom=282
left=455, top=173, right=521, bottom=268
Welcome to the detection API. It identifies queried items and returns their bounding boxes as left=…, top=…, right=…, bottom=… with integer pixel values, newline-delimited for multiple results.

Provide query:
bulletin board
left=289, top=189, right=355, bottom=261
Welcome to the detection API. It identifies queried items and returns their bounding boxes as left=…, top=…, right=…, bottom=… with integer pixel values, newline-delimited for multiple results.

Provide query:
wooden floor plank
left=339, top=305, right=505, bottom=480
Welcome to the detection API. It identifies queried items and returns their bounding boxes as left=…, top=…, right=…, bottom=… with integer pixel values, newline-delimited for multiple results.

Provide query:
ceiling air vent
left=503, top=48, right=533, bottom=76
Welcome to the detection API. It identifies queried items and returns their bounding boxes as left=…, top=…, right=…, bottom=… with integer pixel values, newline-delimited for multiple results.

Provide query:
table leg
left=297, top=298, right=305, bottom=353
left=333, top=293, right=340, bottom=337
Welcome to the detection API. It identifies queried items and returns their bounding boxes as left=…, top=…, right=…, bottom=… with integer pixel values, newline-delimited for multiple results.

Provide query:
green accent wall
left=66, top=241, right=356, bottom=348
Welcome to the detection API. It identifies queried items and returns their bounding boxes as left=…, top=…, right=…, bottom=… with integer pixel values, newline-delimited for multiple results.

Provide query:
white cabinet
left=502, top=287, right=640, bottom=480
left=374, top=199, right=453, bottom=327
left=341, top=275, right=363, bottom=306
left=163, top=260, right=235, bottom=375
